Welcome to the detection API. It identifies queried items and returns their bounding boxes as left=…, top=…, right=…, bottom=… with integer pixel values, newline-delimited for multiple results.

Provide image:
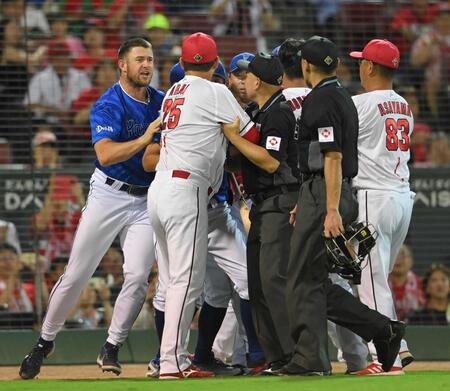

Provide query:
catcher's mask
left=325, top=222, right=377, bottom=284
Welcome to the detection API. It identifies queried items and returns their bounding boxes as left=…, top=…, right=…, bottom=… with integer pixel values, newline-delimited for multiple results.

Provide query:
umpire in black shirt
left=280, top=36, right=406, bottom=376
left=221, top=53, right=298, bottom=368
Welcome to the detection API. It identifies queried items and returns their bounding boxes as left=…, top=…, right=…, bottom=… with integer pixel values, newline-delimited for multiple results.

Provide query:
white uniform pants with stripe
left=41, top=169, right=155, bottom=345
left=356, top=189, right=415, bottom=367
left=148, top=170, right=209, bottom=374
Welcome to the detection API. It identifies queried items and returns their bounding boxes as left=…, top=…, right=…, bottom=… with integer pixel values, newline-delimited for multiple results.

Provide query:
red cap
left=349, top=39, right=400, bottom=69
left=181, top=32, right=218, bottom=64
left=48, top=40, right=71, bottom=57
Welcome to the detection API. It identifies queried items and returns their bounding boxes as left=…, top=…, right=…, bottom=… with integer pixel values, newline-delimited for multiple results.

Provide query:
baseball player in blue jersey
left=19, top=37, right=163, bottom=380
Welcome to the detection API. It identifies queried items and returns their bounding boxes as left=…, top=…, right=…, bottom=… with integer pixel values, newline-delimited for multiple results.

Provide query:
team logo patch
left=324, top=56, right=333, bottom=66
left=392, top=57, right=399, bottom=67
left=318, top=127, right=334, bottom=142
left=266, top=136, right=281, bottom=151
left=96, top=125, right=113, bottom=133
left=194, top=53, right=203, bottom=63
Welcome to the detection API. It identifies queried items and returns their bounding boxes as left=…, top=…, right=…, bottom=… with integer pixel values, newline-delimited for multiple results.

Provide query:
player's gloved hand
left=222, top=116, right=241, bottom=142
left=141, top=118, right=161, bottom=145
left=323, top=209, right=344, bottom=238
left=289, top=204, right=297, bottom=226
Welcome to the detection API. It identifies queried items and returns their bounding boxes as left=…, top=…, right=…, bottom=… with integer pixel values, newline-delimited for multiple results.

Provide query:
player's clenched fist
left=221, top=116, right=241, bottom=142
left=142, top=117, right=161, bottom=145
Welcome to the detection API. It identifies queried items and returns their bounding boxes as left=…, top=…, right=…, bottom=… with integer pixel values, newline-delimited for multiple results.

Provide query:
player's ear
left=118, top=58, right=126, bottom=74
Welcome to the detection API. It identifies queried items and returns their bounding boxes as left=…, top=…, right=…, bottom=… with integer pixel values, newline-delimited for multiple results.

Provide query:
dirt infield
left=1, top=362, right=449, bottom=381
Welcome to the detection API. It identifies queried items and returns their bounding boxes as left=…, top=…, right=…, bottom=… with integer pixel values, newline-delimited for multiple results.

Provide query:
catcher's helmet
left=325, top=222, right=377, bottom=284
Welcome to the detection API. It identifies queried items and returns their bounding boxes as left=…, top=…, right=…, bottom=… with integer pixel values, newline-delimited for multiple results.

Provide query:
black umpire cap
left=299, top=36, right=339, bottom=70
left=237, top=52, right=283, bottom=86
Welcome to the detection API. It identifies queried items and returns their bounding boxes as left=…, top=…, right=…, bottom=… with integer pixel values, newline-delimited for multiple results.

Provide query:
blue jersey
left=90, top=83, right=164, bottom=186
left=212, top=172, right=230, bottom=204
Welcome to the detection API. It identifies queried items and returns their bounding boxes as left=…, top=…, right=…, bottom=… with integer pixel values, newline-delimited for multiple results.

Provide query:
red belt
left=172, top=170, right=213, bottom=195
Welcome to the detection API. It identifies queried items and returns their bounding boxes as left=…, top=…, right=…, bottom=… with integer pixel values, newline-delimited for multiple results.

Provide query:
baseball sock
left=240, top=298, right=265, bottom=362
left=193, top=301, right=227, bottom=364
left=154, top=308, right=165, bottom=362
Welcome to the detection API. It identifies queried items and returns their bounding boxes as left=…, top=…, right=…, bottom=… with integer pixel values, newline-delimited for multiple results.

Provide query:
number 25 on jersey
left=162, top=98, right=185, bottom=130
left=385, top=118, right=410, bottom=152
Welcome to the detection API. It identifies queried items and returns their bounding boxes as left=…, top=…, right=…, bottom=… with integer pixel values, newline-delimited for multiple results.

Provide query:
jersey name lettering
left=377, top=101, right=412, bottom=117
left=168, top=83, right=190, bottom=97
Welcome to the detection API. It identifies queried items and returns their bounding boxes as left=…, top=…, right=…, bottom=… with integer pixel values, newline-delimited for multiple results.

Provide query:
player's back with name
left=352, top=90, right=414, bottom=192
left=90, top=82, right=164, bottom=186
left=157, top=75, right=252, bottom=192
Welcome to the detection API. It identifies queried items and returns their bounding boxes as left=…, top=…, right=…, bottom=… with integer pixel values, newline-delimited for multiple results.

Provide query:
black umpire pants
left=247, top=190, right=297, bottom=363
left=287, top=177, right=390, bottom=372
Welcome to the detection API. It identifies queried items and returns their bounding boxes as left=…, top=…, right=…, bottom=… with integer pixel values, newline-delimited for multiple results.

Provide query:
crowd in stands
left=0, top=1, right=449, bottom=166
left=0, top=1, right=450, bottom=329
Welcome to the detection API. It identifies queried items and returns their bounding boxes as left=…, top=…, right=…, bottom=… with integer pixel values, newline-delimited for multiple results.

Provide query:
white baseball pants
left=41, top=169, right=155, bottom=345
left=148, top=170, right=209, bottom=374
left=356, top=189, right=415, bottom=367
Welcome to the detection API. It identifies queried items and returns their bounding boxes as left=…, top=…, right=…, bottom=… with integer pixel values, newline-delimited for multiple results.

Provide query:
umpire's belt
left=172, top=170, right=213, bottom=195
left=301, top=173, right=351, bottom=183
left=251, top=183, right=300, bottom=204
left=105, top=177, right=148, bottom=196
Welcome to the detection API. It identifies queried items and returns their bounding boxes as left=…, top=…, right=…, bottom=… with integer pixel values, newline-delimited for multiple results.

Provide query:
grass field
left=2, top=370, right=450, bottom=391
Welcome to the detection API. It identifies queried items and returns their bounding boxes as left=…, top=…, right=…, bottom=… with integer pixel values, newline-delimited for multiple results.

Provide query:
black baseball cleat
left=97, top=342, right=122, bottom=375
left=271, top=361, right=331, bottom=376
left=373, top=320, right=406, bottom=372
left=261, top=357, right=291, bottom=376
left=19, top=338, right=55, bottom=380
left=194, top=358, right=244, bottom=376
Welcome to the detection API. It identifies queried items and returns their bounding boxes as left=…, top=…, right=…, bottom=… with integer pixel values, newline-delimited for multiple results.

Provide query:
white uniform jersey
left=282, top=87, right=311, bottom=121
left=352, top=90, right=414, bottom=192
left=157, top=75, right=253, bottom=192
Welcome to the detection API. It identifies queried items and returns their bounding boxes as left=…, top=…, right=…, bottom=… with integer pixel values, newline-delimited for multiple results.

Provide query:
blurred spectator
left=0, top=138, right=13, bottom=165
left=72, top=59, right=118, bottom=138
left=389, top=244, right=426, bottom=321
left=397, top=85, right=433, bottom=164
left=66, top=279, right=113, bottom=328
left=407, top=263, right=450, bottom=325
left=391, top=0, right=440, bottom=84
left=46, top=255, right=68, bottom=290
left=0, top=219, right=21, bottom=253
left=19, top=252, right=50, bottom=309
left=427, top=132, right=450, bottom=166
left=133, top=265, right=158, bottom=329
left=73, top=18, right=116, bottom=75
left=48, top=12, right=85, bottom=59
left=0, top=243, right=33, bottom=312
left=209, top=0, right=274, bottom=51
left=0, top=18, right=47, bottom=70
left=391, top=0, right=440, bottom=56
left=98, top=246, right=124, bottom=305
left=1, top=0, right=50, bottom=37
left=32, top=175, right=84, bottom=268
left=143, top=13, right=178, bottom=58
left=105, top=0, right=164, bottom=51
left=410, top=5, right=450, bottom=130
left=24, top=40, right=91, bottom=128
left=32, top=128, right=59, bottom=169
left=156, top=47, right=181, bottom=91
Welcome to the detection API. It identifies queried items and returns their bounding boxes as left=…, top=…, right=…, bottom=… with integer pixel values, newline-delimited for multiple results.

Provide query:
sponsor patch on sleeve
left=318, top=127, right=334, bottom=142
left=265, top=136, right=281, bottom=151
left=96, top=125, right=114, bottom=133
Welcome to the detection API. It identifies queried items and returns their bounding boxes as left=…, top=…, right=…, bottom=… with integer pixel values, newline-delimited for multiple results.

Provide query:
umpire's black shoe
left=271, top=361, right=331, bottom=376
left=373, top=320, right=406, bottom=372
left=195, top=358, right=244, bottom=376
left=97, top=342, right=122, bottom=375
left=19, top=338, right=55, bottom=380
left=261, top=357, right=291, bottom=376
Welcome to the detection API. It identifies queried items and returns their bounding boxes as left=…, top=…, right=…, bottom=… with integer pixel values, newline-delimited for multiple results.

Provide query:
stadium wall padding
left=1, top=327, right=449, bottom=366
